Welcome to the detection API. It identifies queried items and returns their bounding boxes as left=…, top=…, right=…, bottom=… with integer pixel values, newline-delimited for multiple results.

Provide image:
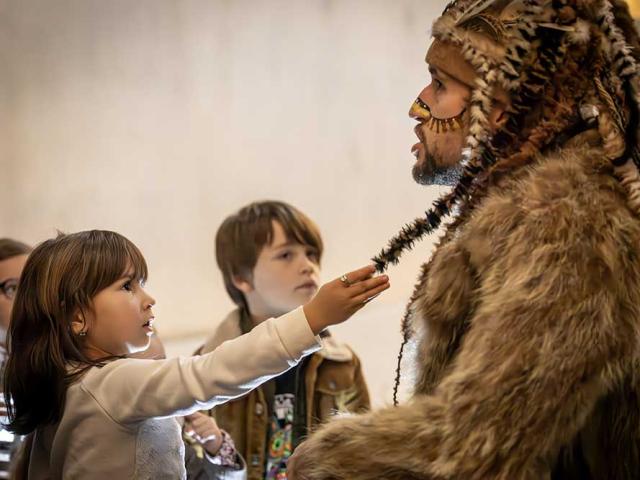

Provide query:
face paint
left=410, top=97, right=467, bottom=187
left=411, top=98, right=466, bottom=134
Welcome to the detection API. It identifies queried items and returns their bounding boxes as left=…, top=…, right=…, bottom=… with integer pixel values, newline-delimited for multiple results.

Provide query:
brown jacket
left=195, top=309, right=370, bottom=480
left=292, top=139, right=640, bottom=479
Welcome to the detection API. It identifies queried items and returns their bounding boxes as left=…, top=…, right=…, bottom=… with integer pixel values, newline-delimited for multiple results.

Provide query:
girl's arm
left=82, top=307, right=320, bottom=424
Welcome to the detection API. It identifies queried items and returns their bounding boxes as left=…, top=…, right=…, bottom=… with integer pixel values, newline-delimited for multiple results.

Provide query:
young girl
left=4, top=230, right=389, bottom=479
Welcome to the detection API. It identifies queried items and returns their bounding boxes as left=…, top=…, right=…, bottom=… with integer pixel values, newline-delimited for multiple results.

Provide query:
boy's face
left=239, top=221, right=320, bottom=321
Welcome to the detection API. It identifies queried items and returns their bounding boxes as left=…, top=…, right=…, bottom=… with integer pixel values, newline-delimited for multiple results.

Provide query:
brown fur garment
left=291, top=140, right=640, bottom=479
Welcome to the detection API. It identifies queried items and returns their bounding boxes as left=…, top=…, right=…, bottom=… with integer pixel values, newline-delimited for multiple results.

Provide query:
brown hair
left=0, top=239, right=31, bottom=263
left=215, top=201, right=323, bottom=310
left=4, top=230, right=148, bottom=435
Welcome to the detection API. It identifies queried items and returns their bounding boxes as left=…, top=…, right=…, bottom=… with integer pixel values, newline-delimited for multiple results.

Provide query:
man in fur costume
left=288, top=0, right=640, bottom=479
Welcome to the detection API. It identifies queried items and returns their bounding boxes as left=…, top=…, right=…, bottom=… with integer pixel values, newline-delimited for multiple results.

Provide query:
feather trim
left=454, top=0, right=502, bottom=27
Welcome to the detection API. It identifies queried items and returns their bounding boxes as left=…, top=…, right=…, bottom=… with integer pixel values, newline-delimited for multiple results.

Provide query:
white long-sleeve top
left=27, top=307, right=320, bottom=479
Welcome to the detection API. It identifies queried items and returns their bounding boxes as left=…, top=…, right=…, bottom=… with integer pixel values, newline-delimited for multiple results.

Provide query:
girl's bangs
left=83, top=231, right=148, bottom=295
left=121, top=237, right=148, bottom=283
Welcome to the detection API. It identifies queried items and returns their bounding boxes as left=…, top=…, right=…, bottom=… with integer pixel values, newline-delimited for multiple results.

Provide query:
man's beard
left=412, top=150, right=462, bottom=186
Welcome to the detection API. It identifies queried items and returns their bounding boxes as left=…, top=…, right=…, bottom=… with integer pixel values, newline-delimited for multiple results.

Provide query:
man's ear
left=232, top=274, right=253, bottom=294
left=489, top=101, right=509, bottom=130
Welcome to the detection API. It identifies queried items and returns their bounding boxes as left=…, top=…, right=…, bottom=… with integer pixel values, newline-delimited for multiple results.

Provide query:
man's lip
left=412, top=142, right=426, bottom=165
left=414, top=123, right=425, bottom=142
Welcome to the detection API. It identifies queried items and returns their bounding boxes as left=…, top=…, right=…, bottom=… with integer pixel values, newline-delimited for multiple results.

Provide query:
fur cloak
left=291, top=134, right=640, bottom=479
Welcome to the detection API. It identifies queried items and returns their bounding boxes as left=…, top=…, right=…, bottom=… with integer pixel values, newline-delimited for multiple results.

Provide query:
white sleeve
left=81, top=307, right=321, bottom=424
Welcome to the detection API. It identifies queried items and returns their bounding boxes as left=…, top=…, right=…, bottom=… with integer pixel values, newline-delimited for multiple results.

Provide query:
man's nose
left=409, top=91, right=430, bottom=120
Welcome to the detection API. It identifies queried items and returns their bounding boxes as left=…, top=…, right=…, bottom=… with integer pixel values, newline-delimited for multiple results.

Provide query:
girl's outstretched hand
left=303, top=265, right=389, bottom=335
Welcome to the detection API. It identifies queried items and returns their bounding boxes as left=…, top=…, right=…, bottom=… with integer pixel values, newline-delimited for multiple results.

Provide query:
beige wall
left=1, top=0, right=449, bottom=406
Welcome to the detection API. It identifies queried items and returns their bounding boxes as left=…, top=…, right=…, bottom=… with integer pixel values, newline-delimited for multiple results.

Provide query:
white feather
left=454, top=0, right=501, bottom=26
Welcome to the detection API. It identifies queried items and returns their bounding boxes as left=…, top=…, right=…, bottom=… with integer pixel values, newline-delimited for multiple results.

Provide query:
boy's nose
left=299, top=258, right=316, bottom=274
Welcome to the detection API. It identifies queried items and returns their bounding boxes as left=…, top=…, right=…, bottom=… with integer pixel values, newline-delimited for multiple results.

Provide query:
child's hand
left=184, top=412, right=223, bottom=456
left=303, top=265, right=389, bottom=334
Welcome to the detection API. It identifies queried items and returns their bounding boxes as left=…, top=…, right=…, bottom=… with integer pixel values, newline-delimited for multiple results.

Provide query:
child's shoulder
left=76, top=358, right=147, bottom=389
left=197, top=309, right=243, bottom=355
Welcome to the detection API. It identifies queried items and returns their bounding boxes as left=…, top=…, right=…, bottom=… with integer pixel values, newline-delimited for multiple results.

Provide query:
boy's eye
left=122, top=281, right=133, bottom=292
left=306, top=249, right=319, bottom=262
left=278, top=251, right=292, bottom=260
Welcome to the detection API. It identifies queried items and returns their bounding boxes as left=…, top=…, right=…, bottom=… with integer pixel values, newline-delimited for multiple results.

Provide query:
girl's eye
left=122, top=281, right=133, bottom=292
left=306, top=249, right=319, bottom=262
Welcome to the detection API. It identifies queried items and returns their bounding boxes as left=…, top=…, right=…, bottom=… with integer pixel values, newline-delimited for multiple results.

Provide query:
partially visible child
left=0, top=239, right=32, bottom=478
left=0, top=239, right=31, bottom=358
left=3, top=230, right=388, bottom=479
left=186, top=201, right=371, bottom=480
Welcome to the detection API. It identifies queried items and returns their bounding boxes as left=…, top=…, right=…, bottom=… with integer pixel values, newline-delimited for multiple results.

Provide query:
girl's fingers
left=352, top=281, right=390, bottom=305
left=349, top=274, right=389, bottom=298
left=340, top=265, right=377, bottom=285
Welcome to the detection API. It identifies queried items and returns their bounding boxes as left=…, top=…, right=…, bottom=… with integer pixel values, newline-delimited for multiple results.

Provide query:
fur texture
left=292, top=139, right=640, bottom=479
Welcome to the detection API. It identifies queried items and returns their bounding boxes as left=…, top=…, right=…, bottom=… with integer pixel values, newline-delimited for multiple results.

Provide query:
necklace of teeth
left=414, top=97, right=466, bottom=133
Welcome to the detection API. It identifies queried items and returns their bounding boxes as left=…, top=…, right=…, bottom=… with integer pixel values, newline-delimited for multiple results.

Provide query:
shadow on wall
left=2, top=0, right=451, bottom=407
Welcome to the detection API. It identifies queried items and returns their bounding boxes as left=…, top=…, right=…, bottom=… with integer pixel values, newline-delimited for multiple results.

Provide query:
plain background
left=1, top=0, right=450, bottom=406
